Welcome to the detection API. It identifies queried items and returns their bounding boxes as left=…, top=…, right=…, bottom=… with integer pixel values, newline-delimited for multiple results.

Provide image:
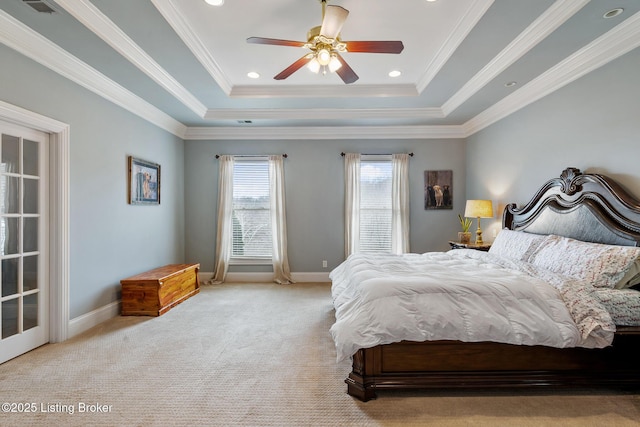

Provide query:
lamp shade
left=464, top=200, right=493, bottom=218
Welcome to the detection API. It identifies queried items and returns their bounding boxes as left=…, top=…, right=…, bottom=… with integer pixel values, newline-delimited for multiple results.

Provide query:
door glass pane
left=0, top=176, right=19, bottom=214
left=0, top=123, right=46, bottom=353
left=23, top=178, right=38, bottom=214
left=23, top=217, right=38, bottom=253
left=1, top=258, right=19, bottom=297
left=23, top=139, right=39, bottom=177
left=1, top=217, right=19, bottom=255
left=1, top=134, right=20, bottom=174
left=23, top=255, right=38, bottom=292
left=23, top=293, right=38, bottom=331
left=2, top=298, right=19, bottom=339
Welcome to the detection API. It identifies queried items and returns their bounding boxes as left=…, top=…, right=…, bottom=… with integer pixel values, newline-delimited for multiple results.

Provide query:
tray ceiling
left=1, top=0, right=639, bottom=139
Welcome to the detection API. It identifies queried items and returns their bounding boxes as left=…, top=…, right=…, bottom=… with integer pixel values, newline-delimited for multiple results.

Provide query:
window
left=359, top=157, right=392, bottom=253
left=231, top=159, right=272, bottom=262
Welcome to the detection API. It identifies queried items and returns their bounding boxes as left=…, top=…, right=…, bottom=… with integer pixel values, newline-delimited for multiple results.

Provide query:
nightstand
left=448, top=241, right=492, bottom=251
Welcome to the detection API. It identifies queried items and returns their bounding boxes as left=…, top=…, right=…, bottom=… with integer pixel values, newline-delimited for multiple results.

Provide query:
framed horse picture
left=424, top=170, right=452, bottom=210
left=128, top=156, right=160, bottom=205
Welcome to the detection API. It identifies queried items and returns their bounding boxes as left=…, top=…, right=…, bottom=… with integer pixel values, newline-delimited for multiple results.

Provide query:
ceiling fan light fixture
left=328, top=55, right=342, bottom=73
left=204, top=0, right=224, bottom=6
left=247, top=1, right=403, bottom=84
left=307, top=58, right=321, bottom=74
left=317, top=48, right=332, bottom=66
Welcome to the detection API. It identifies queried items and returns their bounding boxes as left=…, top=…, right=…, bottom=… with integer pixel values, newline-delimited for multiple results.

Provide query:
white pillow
left=595, top=288, right=640, bottom=326
left=488, top=229, right=546, bottom=261
left=528, top=235, right=640, bottom=289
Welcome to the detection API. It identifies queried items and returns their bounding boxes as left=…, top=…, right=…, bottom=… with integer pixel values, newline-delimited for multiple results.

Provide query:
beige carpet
left=0, top=282, right=638, bottom=427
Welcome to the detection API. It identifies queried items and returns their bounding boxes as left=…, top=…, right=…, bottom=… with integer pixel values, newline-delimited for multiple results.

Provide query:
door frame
left=0, top=99, right=69, bottom=343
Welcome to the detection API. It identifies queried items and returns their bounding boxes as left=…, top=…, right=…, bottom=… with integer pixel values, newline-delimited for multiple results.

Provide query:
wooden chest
left=120, top=263, right=200, bottom=316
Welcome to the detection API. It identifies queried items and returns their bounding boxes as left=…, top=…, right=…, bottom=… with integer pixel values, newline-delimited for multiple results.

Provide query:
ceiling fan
left=247, top=0, right=404, bottom=84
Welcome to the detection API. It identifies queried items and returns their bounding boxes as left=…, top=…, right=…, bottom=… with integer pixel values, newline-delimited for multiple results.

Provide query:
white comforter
left=330, top=249, right=615, bottom=361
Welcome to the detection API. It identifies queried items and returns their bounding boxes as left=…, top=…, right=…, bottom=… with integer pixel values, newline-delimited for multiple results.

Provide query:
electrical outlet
left=322, top=260, right=328, bottom=268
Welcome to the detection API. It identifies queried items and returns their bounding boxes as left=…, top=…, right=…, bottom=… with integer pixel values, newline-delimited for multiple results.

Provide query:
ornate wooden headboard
left=503, top=167, right=640, bottom=247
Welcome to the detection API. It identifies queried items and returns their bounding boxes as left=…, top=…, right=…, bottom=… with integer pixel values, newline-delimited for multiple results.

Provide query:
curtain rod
left=215, top=154, right=288, bottom=159
left=340, top=152, right=413, bottom=157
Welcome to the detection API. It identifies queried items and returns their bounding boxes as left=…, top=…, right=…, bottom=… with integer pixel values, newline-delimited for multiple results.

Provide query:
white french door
left=0, top=120, right=48, bottom=363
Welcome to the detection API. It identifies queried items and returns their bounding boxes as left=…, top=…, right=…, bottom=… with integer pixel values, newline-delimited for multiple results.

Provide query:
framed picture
left=128, top=156, right=160, bottom=205
left=424, top=170, right=453, bottom=210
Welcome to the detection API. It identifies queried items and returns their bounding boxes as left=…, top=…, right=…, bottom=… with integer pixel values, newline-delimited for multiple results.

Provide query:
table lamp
left=464, top=200, right=493, bottom=245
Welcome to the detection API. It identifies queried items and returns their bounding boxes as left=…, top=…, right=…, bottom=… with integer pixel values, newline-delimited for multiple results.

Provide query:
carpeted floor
left=0, top=282, right=638, bottom=426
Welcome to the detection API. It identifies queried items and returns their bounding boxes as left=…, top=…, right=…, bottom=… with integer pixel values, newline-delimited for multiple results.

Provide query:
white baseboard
left=68, top=300, right=121, bottom=338
left=291, top=272, right=331, bottom=282
left=198, top=271, right=330, bottom=283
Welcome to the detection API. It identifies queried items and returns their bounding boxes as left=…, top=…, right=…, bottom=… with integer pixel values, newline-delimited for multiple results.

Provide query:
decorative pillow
left=594, top=288, right=640, bottom=326
left=488, top=229, right=546, bottom=261
left=527, top=235, right=640, bottom=289
left=617, top=260, right=640, bottom=289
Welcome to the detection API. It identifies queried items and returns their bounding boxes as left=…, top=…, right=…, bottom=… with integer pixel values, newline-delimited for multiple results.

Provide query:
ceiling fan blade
left=247, top=37, right=306, bottom=48
left=320, top=5, right=349, bottom=39
left=334, top=54, right=358, bottom=84
left=274, top=55, right=313, bottom=80
left=344, top=41, right=404, bottom=54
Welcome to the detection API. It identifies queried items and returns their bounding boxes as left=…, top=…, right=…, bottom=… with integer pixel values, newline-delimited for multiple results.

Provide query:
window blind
left=231, top=160, right=272, bottom=259
left=359, top=159, right=392, bottom=253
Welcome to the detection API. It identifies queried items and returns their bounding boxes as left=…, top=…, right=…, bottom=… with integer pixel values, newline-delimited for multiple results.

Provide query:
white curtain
left=391, top=153, right=410, bottom=254
left=344, top=153, right=360, bottom=257
left=269, top=155, right=294, bottom=284
left=208, top=155, right=234, bottom=284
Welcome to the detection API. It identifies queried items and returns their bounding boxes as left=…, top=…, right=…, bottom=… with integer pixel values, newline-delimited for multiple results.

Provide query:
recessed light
left=388, top=70, right=402, bottom=78
left=505, top=81, right=517, bottom=88
left=204, top=0, right=224, bottom=6
left=603, top=8, right=623, bottom=19
left=247, top=72, right=260, bottom=79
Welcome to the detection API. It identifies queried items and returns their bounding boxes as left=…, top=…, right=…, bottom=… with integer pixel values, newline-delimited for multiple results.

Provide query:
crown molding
left=151, top=0, right=233, bottom=96
left=441, top=0, right=589, bottom=116
left=416, top=0, right=494, bottom=94
left=464, top=10, right=640, bottom=136
left=184, top=125, right=466, bottom=141
left=204, top=107, right=443, bottom=121
left=228, top=84, right=419, bottom=99
left=0, top=10, right=187, bottom=138
left=56, top=0, right=207, bottom=117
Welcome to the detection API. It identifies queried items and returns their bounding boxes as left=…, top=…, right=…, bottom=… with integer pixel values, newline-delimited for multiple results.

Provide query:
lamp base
left=475, top=217, right=483, bottom=245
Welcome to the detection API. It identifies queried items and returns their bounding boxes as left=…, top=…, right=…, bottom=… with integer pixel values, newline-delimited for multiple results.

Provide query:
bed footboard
left=346, top=329, right=640, bottom=401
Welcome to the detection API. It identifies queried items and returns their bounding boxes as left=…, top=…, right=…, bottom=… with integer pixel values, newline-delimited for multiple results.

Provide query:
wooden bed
left=344, top=167, right=640, bottom=401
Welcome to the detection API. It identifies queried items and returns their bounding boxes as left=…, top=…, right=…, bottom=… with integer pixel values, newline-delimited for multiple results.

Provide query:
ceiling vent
left=22, top=0, right=57, bottom=13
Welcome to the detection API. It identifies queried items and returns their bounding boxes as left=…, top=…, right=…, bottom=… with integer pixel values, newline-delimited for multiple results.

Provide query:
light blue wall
left=0, top=45, right=185, bottom=318
left=466, top=47, right=640, bottom=238
left=7, top=29, right=635, bottom=315
left=184, top=138, right=466, bottom=273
